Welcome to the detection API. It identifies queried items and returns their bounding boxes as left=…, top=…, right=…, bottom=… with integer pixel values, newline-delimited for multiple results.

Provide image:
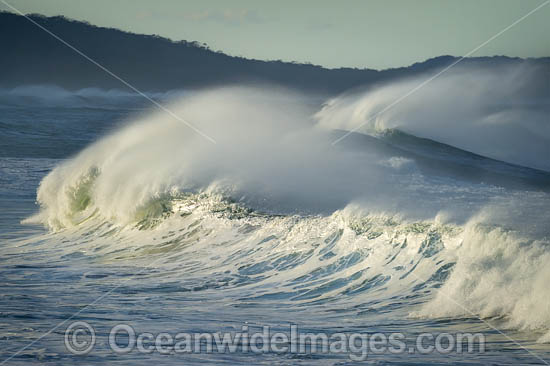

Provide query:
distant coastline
left=1, top=11, right=549, bottom=93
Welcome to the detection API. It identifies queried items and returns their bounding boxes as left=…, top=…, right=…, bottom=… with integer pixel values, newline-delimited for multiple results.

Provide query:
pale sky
left=2, top=0, right=549, bottom=70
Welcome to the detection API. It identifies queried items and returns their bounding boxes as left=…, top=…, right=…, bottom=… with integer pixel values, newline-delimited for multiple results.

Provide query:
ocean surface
left=1, top=74, right=550, bottom=365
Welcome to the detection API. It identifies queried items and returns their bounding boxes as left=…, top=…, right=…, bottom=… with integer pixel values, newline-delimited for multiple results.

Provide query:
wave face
left=28, top=77, right=550, bottom=344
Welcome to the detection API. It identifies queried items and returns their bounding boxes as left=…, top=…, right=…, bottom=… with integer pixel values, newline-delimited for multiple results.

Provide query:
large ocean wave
left=25, top=65, right=550, bottom=343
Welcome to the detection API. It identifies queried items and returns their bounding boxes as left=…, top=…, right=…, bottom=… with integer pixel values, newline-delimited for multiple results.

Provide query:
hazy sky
left=2, top=0, right=549, bottom=69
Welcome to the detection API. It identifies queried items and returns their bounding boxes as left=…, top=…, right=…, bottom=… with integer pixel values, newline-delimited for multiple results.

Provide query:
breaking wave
left=0, top=85, right=189, bottom=109
left=316, top=63, right=550, bottom=171
left=26, top=68, right=550, bottom=342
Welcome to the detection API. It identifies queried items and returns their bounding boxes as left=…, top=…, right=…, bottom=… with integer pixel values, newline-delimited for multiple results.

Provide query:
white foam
left=415, top=217, right=550, bottom=343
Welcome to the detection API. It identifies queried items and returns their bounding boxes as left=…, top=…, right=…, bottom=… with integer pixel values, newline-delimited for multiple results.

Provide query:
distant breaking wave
left=316, top=63, right=550, bottom=171
left=24, top=64, right=550, bottom=343
left=0, top=85, right=190, bottom=109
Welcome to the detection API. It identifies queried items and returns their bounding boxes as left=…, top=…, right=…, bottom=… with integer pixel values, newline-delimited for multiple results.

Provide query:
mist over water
left=317, top=63, right=550, bottom=171
left=32, top=71, right=550, bottom=230
left=31, top=86, right=411, bottom=227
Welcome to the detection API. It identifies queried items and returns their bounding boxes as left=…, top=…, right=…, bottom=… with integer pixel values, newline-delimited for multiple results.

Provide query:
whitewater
left=1, top=63, right=550, bottom=365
